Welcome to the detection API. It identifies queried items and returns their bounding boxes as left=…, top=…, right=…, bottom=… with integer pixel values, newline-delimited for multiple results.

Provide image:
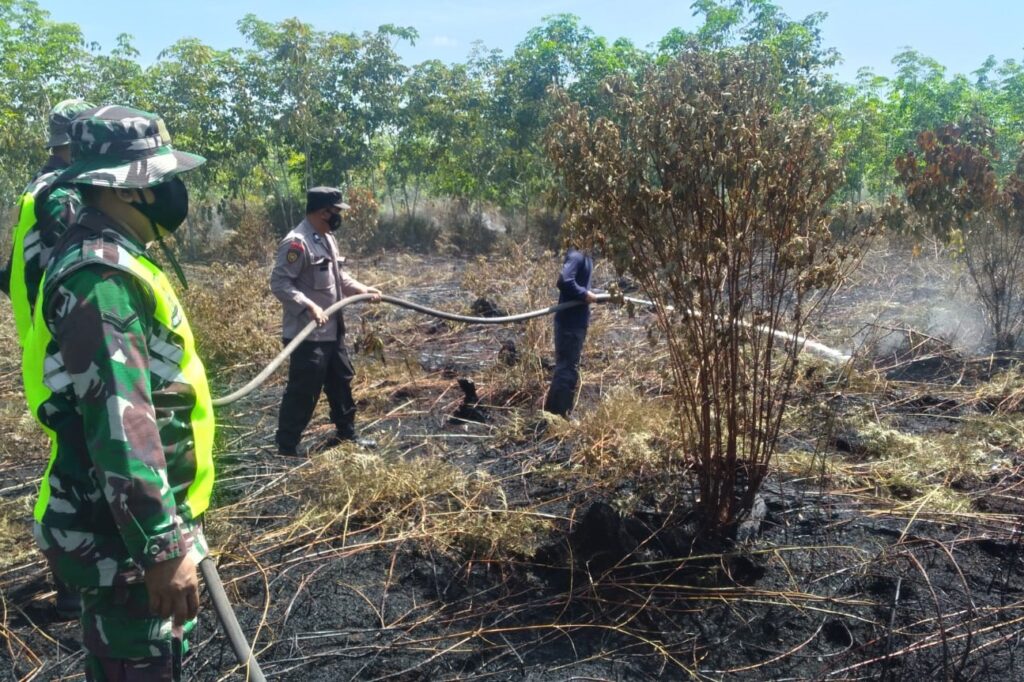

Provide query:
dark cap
left=306, top=186, right=350, bottom=214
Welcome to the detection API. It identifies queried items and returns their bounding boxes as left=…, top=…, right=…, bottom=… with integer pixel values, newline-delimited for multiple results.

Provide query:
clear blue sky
left=34, top=0, right=1024, bottom=83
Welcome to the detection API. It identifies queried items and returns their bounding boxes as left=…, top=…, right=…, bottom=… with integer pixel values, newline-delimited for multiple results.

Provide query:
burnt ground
left=1, top=245, right=1022, bottom=681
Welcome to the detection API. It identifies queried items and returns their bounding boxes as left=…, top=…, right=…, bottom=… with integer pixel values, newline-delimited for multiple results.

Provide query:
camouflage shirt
left=0, top=155, right=80, bottom=307
left=33, top=208, right=208, bottom=586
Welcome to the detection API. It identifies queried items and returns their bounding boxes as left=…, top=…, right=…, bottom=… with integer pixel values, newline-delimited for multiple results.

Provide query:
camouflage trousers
left=80, top=582, right=194, bottom=681
left=33, top=522, right=208, bottom=681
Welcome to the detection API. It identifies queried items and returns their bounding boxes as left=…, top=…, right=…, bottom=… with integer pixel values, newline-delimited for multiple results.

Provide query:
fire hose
left=199, top=558, right=266, bottom=681
left=212, top=293, right=848, bottom=407
left=202, top=292, right=850, bottom=678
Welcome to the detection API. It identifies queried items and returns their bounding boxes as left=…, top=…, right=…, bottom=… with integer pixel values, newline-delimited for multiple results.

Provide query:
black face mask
left=326, top=211, right=342, bottom=232
left=129, top=177, right=191, bottom=289
left=130, top=177, right=189, bottom=237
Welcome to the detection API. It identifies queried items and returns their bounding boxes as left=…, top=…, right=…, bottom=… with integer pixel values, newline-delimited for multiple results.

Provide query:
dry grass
left=462, top=243, right=558, bottom=400
left=551, top=387, right=676, bottom=468
left=179, top=262, right=281, bottom=379
left=0, top=303, right=46, bottom=574
left=291, top=447, right=552, bottom=558
left=0, top=496, right=37, bottom=573
left=221, top=205, right=277, bottom=265
left=2, top=244, right=1022, bottom=680
left=780, top=382, right=1019, bottom=514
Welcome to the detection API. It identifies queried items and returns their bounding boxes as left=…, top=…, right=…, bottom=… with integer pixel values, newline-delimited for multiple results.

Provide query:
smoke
left=827, top=245, right=993, bottom=360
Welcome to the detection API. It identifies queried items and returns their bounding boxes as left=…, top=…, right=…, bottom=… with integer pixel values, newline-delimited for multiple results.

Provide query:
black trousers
left=276, top=335, right=356, bottom=451
left=543, top=322, right=588, bottom=417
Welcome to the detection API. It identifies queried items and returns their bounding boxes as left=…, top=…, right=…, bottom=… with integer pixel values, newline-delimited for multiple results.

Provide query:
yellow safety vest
left=9, top=190, right=39, bottom=346
left=25, top=234, right=215, bottom=522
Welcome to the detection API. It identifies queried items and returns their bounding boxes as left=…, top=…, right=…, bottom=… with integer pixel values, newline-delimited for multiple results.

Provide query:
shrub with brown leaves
left=222, top=204, right=277, bottom=265
left=548, top=48, right=868, bottom=536
left=339, top=186, right=381, bottom=254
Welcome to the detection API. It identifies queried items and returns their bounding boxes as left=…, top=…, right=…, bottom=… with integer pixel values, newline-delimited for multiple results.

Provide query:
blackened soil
left=2, top=253, right=1022, bottom=681
left=196, top=474, right=1023, bottom=680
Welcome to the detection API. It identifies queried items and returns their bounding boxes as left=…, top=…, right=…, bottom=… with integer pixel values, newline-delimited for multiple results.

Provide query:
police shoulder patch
left=285, top=239, right=303, bottom=264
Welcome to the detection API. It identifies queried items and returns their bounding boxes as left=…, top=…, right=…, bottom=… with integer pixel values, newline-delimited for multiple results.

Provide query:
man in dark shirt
left=543, top=248, right=597, bottom=417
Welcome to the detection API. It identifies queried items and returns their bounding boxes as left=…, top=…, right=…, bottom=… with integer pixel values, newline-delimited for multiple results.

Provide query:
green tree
left=0, top=0, right=89, bottom=202
left=85, top=33, right=146, bottom=105
left=235, top=16, right=414, bottom=229
left=386, top=59, right=463, bottom=217
left=658, top=1, right=840, bottom=92
left=489, top=14, right=649, bottom=233
left=147, top=39, right=237, bottom=197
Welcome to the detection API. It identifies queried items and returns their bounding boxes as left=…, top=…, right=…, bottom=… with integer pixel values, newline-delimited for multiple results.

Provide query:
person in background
left=543, top=247, right=597, bottom=418
left=1, top=97, right=93, bottom=620
left=2, top=97, right=94, bottom=336
left=270, top=186, right=382, bottom=456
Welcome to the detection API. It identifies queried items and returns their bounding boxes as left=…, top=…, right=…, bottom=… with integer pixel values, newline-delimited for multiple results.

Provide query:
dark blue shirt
left=554, top=249, right=593, bottom=329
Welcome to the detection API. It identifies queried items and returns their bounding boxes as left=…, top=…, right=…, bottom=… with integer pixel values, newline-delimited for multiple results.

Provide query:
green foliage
left=835, top=50, right=1024, bottom=198
left=1, top=0, right=1023, bottom=251
left=0, top=0, right=88, bottom=199
left=658, top=1, right=840, bottom=100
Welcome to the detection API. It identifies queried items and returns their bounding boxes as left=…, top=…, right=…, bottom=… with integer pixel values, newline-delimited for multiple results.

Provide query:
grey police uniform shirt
left=270, top=218, right=364, bottom=342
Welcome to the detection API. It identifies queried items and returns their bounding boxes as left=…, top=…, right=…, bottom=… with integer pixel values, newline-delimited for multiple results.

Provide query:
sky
left=32, top=0, right=1024, bottom=83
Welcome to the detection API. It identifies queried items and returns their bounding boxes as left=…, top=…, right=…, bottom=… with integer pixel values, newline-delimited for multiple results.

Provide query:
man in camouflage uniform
left=270, top=186, right=381, bottom=456
left=1, top=97, right=93, bottom=619
left=24, top=105, right=215, bottom=681
left=2, top=98, right=94, bottom=334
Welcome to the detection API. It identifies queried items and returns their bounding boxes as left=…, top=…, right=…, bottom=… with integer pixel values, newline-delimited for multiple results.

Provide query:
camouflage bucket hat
left=46, top=98, right=94, bottom=148
left=62, top=105, right=205, bottom=188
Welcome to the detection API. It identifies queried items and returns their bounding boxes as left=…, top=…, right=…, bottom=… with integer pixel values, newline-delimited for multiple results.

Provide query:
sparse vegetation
left=3, top=1, right=1024, bottom=680
left=2, top=250, right=1022, bottom=680
left=548, top=48, right=871, bottom=535
left=897, top=120, right=1024, bottom=351
left=296, top=447, right=552, bottom=558
left=179, top=263, right=281, bottom=378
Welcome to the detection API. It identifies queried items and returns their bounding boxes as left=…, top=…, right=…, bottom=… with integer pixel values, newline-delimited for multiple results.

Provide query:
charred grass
left=0, top=242, right=1021, bottom=680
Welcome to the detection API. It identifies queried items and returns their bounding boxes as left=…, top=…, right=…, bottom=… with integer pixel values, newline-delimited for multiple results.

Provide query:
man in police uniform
left=26, top=105, right=215, bottom=681
left=1, top=97, right=93, bottom=620
left=270, top=187, right=381, bottom=456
